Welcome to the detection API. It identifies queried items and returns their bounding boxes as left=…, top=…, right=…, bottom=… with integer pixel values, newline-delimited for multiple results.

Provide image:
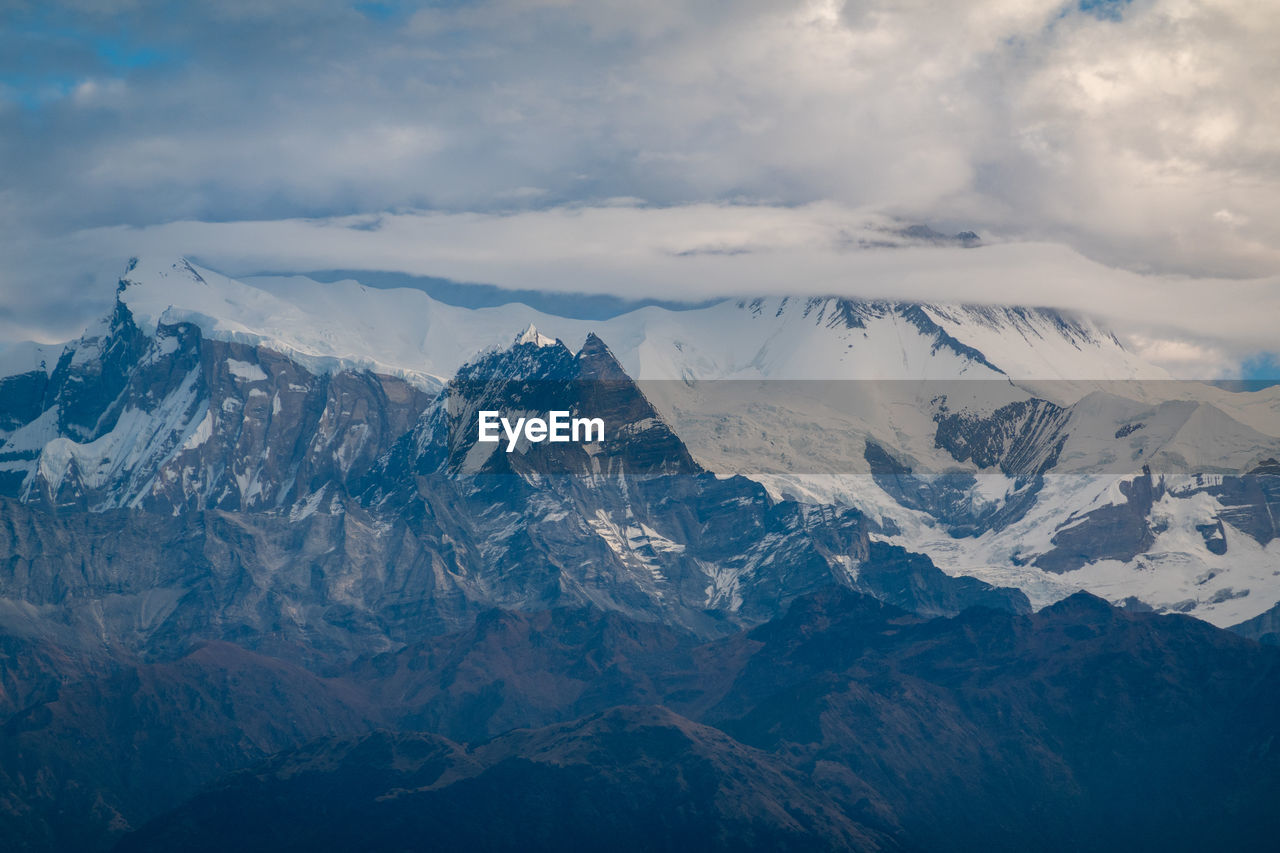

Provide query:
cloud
left=5, top=203, right=1273, bottom=379
left=2, top=1, right=1277, bottom=265
left=0, top=1, right=1276, bottom=373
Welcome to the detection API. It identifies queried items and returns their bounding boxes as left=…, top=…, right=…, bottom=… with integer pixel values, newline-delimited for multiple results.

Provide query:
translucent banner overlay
left=441, top=379, right=1280, bottom=479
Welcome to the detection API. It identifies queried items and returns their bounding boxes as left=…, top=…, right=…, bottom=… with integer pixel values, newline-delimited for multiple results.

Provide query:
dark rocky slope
left=98, top=589, right=1280, bottom=853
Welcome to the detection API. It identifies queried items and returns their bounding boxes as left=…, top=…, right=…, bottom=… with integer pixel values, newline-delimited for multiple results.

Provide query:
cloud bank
left=1, top=204, right=1271, bottom=378
left=1, top=1, right=1277, bottom=374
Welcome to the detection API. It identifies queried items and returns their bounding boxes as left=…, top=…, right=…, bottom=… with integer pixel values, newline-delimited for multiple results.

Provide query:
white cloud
left=5, top=0, right=1278, bottom=272
left=1124, top=333, right=1238, bottom=379
left=2, top=1, right=1277, bottom=375
left=0, top=201, right=1267, bottom=377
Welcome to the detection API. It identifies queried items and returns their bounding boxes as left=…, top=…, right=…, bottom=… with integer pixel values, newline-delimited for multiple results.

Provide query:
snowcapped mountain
left=0, top=257, right=1276, bottom=631
left=0, top=290, right=1029, bottom=658
left=102, top=257, right=1165, bottom=384
left=2, top=256, right=1278, bottom=851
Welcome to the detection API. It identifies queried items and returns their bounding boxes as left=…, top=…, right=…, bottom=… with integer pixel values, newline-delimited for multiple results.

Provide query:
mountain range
left=0, top=257, right=1277, bottom=850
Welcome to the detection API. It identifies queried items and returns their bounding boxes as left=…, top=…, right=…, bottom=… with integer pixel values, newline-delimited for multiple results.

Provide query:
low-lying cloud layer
left=3, top=204, right=1273, bottom=378
left=1, top=1, right=1277, bottom=374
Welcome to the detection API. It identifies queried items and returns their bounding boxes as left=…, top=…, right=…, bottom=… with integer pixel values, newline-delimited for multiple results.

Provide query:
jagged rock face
left=865, top=438, right=1045, bottom=537
left=734, top=297, right=1113, bottom=377
left=388, top=333, right=700, bottom=482
left=0, top=497, right=446, bottom=662
left=3, top=270, right=1273, bottom=638
left=924, top=396, right=1280, bottom=576
left=1034, top=467, right=1159, bottom=573
left=9, top=259, right=1279, bottom=626
left=0, top=320, right=1027, bottom=668
left=2, top=302, right=432, bottom=513
left=1189, top=460, right=1280, bottom=547
left=46, top=301, right=150, bottom=444
left=356, top=333, right=1027, bottom=635
left=934, top=396, right=1069, bottom=477
left=0, top=265, right=1277, bottom=851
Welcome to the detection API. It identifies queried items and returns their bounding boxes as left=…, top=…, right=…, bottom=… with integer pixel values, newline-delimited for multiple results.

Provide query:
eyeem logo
left=478, top=410, right=605, bottom=452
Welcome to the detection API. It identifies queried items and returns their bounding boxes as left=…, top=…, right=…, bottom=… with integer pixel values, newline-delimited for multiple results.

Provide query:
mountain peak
left=1038, top=590, right=1118, bottom=623
left=513, top=323, right=557, bottom=348
left=575, top=332, right=629, bottom=382
left=118, top=256, right=206, bottom=292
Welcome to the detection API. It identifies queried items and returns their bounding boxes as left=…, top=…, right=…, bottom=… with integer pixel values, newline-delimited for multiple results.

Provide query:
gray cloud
left=4, top=204, right=1272, bottom=379
left=1, top=1, right=1277, bottom=370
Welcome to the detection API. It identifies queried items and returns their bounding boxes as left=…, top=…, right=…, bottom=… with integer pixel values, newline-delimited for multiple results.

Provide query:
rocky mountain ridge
left=0, top=258, right=1277, bottom=851
left=38, top=587, right=1278, bottom=853
left=5, top=258, right=1275, bottom=625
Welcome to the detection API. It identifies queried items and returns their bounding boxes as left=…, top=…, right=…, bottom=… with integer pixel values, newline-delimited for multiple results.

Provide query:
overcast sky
left=2, top=0, right=1277, bottom=376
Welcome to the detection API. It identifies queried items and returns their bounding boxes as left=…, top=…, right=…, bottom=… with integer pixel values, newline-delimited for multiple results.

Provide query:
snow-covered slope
left=5, top=256, right=1276, bottom=629
left=641, top=374, right=1280, bottom=626
left=107, top=257, right=1167, bottom=386
left=0, top=340, right=63, bottom=379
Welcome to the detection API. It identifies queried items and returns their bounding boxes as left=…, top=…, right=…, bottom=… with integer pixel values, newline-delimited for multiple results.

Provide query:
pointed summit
left=513, top=323, right=556, bottom=348
left=575, top=332, right=630, bottom=382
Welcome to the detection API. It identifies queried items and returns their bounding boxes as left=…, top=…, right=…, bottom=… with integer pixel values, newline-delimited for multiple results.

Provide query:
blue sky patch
left=1077, top=0, right=1133, bottom=21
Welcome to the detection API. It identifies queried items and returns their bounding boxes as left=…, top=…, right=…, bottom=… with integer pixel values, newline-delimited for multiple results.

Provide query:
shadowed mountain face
left=0, top=555, right=1275, bottom=850
left=0, top=307, right=1041, bottom=850
left=8, top=259, right=1280, bottom=629
left=115, top=709, right=883, bottom=853
left=103, top=590, right=1280, bottom=853
left=0, top=318, right=1030, bottom=665
left=1, top=269, right=1278, bottom=851
left=0, top=643, right=374, bottom=853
